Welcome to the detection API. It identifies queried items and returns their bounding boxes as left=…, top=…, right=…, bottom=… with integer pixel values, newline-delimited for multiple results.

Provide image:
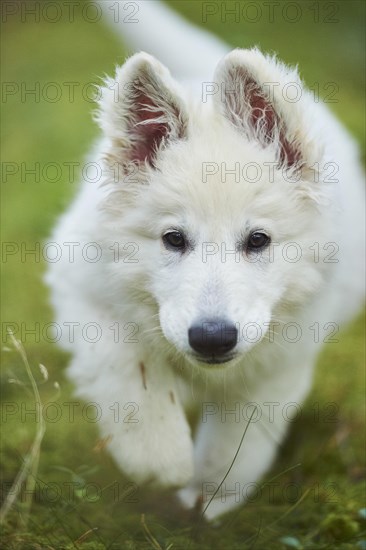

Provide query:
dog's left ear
left=213, top=49, right=321, bottom=170
left=97, top=52, right=188, bottom=169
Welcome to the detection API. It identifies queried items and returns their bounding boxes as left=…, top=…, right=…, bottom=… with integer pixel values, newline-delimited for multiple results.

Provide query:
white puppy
left=46, top=1, right=365, bottom=519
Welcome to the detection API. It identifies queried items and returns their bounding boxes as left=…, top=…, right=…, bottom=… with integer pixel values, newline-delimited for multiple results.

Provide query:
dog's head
left=97, top=50, right=334, bottom=368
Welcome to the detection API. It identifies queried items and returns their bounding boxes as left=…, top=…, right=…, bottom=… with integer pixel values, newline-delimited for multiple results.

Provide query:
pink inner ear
left=226, top=71, right=300, bottom=168
left=246, top=78, right=300, bottom=167
left=279, top=133, right=300, bottom=167
left=130, top=92, right=169, bottom=165
left=247, top=78, right=276, bottom=139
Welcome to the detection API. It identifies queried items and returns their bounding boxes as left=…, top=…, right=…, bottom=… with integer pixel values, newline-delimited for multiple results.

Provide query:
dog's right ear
left=96, top=53, right=188, bottom=170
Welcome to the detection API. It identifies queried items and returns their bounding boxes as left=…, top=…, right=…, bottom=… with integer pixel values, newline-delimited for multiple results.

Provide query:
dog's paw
left=177, top=486, right=198, bottom=510
left=107, top=422, right=194, bottom=488
left=178, top=485, right=240, bottom=521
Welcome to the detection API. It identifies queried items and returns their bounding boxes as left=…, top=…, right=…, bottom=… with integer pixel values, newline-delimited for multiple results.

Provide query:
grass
left=1, top=1, right=365, bottom=548
left=0, top=334, right=49, bottom=531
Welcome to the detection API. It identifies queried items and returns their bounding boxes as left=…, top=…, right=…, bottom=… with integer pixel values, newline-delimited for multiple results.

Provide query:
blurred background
left=1, top=1, right=365, bottom=548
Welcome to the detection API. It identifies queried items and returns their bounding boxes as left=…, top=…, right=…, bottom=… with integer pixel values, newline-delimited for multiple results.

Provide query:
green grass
left=1, top=1, right=365, bottom=548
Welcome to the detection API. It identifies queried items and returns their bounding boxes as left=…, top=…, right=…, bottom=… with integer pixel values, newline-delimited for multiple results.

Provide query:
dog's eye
left=247, top=232, right=270, bottom=250
left=163, top=231, right=186, bottom=251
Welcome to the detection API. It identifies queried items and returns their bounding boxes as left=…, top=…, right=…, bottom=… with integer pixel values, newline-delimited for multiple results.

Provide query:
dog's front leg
left=69, top=336, right=194, bottom=489
left=178, top=361, right=314, bottom=520
left=178, top=404, right=283, bottom=519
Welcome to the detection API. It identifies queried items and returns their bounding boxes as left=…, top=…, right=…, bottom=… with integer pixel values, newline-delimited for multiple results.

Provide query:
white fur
left=46, top=1, right=365, bottom=519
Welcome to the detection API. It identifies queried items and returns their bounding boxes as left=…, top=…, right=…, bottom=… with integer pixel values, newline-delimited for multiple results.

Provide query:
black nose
left=188, top=319, right=238, bottom=358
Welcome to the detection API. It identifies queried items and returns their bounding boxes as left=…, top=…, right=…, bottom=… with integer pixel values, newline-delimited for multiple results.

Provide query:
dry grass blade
left=0, top=332, right=47, bottom=528
left=201, top=405, right=258, bottom=519
left=74, top=527, right=99, bottom=544
left=141, top=514, right=164, bottom=550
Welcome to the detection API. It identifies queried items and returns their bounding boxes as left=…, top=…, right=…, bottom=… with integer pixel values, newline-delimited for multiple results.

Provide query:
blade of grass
left=0, top=333, right=46, bottom=529
left=201, top=405, right=258, bottom=518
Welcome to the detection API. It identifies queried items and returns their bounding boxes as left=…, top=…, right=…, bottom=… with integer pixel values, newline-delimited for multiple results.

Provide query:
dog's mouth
left=186, top=352, right=238, bottom=367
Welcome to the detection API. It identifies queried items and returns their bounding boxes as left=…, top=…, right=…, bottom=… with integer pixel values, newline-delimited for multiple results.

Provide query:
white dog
left=46, top=1, right=365, bottom=519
